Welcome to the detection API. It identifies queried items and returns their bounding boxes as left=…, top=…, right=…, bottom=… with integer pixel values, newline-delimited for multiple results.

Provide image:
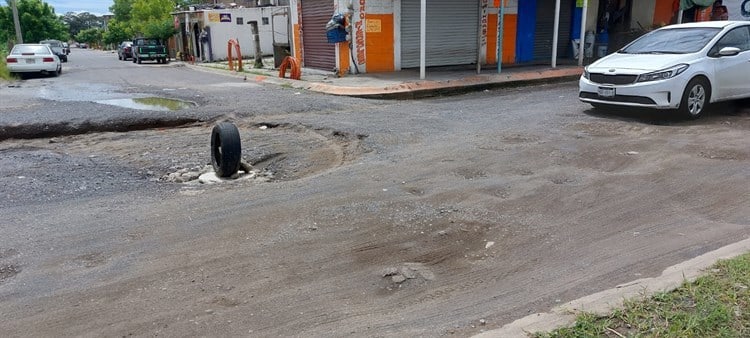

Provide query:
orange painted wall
left=487, top=14, right=498, bottom=65
left=502, top=14, right=517, bottom=64
left=338, top=42, right=350, bottom=76
left=364, top=13, right=394, bottom=72
left=486, top=13, right=517, bottom=64
left=653, top=0, right=676, bottom=26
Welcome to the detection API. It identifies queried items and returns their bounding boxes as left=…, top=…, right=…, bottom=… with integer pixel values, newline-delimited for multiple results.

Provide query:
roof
left=663, top=20, right=746, bottom=29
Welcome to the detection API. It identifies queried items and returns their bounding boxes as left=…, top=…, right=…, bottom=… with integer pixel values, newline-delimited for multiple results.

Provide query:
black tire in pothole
left=211, top=122, right=242, bottom=177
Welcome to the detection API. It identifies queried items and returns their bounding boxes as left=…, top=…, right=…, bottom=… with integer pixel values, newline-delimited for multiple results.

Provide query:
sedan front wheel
left=678, top=77, right=710, bottom=119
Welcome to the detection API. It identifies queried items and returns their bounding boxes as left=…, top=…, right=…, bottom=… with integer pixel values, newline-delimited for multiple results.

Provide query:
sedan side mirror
left=719, top=46, right=741, bottom=56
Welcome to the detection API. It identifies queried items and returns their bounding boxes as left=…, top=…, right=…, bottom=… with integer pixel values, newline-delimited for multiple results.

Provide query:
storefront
left=300, top=0, right=337, bottom=70
left=400, top=0, right=480, bottom=68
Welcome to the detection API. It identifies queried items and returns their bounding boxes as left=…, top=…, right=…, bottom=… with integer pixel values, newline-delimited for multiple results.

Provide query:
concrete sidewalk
left=189, top=61, right=584, bottom=99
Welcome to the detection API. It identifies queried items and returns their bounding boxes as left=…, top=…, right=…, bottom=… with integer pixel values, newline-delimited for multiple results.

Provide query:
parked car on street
left=79, top=43, right=88, bottom=49
left=579, top=21, right=750, bottom=119
left=118, top=41, right=133, bottom=60
left=132, top=38, right=169, bottom=64
left=39, top=39, right=68, bottom=62
left=5, top=43, right=62, bottom=78
left=62, top=42, right=70, bottom=55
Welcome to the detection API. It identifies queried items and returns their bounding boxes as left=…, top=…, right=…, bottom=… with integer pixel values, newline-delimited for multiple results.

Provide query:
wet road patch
left=95, top=97, right=195, bottom=111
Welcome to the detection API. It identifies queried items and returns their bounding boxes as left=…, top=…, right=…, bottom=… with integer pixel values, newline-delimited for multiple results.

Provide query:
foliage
left=0, top=0, right=69, bottom=44
left=0, top=50, right=10, bottom=80
left=142, top=19, right=175, bottom=41
left=103, top=19, right=132, bottom=46
left=61, top=12, right=104, bottom=37
left=537, top=253, right=750, bottom=338
left=109, top=0, right=134, bottom=22
left=130, top=0, right=175, bottom=39
left=75, top=27, right=103, bottom=46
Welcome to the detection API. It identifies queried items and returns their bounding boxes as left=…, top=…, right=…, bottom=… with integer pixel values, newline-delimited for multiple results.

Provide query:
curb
left=473, top=237, right=750, bottom=337
left=186, top=62, right=583, bottom=99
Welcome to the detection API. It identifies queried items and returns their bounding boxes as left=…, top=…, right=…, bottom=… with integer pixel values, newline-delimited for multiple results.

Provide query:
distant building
left=173, top=3, right=290, bottom=62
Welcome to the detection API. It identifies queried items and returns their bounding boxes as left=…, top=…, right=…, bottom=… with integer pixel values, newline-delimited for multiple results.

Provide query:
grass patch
left=537, top=253, right=750, bottom=338
left=0, top=52, right=11, bottom=80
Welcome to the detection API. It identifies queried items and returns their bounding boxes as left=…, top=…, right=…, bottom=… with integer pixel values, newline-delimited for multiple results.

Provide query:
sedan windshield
left=620, top=27, right=721, bottom=54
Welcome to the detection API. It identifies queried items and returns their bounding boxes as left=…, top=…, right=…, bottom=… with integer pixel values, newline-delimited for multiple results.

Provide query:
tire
left=211, top=122, right=242, bottom=177
left=118, top=54, right=122, bottom=60
left=678, top=77, right=710, bottom=119
left=132, top=56, right=137, bottom=63
left=137, top=57, right=142, bottom=64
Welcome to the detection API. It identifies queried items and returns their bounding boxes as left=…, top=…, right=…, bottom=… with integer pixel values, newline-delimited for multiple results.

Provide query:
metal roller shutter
left=401, top=0, right=479, bottom=68
left=533, top=0, right=573, bottom=60
left=301, top=0, right=336, bottom=71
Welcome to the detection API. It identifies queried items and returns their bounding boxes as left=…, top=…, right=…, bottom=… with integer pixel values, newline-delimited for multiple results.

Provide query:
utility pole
left=11, top=0, right=24, bottom=43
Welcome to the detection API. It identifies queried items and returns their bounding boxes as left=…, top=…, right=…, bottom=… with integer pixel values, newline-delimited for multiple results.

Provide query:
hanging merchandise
left=326, top=13, right=348, bottom=43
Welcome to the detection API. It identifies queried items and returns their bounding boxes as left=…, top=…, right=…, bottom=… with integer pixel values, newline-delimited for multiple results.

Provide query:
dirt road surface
left=1, top=80, right=749, bottom=336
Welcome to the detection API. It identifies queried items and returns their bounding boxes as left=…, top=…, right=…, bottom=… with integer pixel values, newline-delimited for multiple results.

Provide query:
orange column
left=487, top=13, right=498, bottom=65
left=338, top=42, right=350, bottom=76
left=502, top=14, right=517, bottom=64
left=486, top=13, right=517, bottom=65
left=293, top=23, right=302, bottom=61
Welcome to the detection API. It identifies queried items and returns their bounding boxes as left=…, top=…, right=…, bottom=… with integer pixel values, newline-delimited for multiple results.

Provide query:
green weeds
left=538, top=253, right=750, bottom=338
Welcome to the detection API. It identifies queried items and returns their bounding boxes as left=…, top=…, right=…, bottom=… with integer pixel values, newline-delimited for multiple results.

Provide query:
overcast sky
left=47, top=0, right=113, bottom=16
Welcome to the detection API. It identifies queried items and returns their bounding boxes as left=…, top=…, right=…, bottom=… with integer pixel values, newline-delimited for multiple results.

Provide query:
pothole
left=95, top=97, right=196, bottom=111
left=3, top=121, right=368, bottom=186
left=0, top=264, right=21, bottom=282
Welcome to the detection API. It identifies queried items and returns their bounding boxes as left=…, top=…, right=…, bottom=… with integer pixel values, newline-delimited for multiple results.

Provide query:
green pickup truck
left=132, top=38, right=169, bottom=64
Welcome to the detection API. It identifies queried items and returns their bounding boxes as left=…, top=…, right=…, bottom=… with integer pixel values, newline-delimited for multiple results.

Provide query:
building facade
left=288, top=0, right=694, bottom=75
left=173, top=6, right=291, bottom=62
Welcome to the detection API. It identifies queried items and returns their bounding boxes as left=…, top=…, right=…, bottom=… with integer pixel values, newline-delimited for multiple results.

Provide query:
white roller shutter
left=401, top=0, right=479, bottom=68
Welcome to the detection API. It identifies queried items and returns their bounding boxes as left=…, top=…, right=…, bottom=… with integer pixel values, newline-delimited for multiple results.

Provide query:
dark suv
left=40, top=39, right=67, bottom=62
left=118, top=41, right=133, bottom=60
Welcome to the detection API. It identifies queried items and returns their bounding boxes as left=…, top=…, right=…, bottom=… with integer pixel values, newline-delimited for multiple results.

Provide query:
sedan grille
left=589, top=73, right=637, bottom=85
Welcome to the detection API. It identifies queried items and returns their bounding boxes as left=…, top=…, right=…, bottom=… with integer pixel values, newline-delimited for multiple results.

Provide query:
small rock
left=392, top=275, right=407, bottom=283
left=381, top=267, right=398, bottom=277
left=400, top=267, right=417, bottom=279
left=626, top=151, right=639, bottom=155
left=205, top=309, right=214, bottom=314
left=485, top=241, right=495, bottom=249
left=479, top=319, right=486, bottom=326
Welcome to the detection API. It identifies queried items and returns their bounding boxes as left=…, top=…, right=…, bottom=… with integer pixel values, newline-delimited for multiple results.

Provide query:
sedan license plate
left=26, top=59, right=35, bottom=64
left=597, top=87, right=615, bottom=98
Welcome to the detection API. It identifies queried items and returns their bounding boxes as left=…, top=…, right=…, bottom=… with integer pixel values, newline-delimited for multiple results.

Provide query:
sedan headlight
left=582, top=68, right=590, bottom=79
left=636, top=64, right=689, bottom=83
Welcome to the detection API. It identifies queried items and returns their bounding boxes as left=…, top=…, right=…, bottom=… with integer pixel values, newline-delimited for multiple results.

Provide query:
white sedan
left=579, top=21, right=750, bottom=119
left=5, top=43, right=62, bottom=78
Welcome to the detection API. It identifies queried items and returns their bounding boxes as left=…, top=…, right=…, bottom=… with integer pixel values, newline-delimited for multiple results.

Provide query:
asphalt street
left=0, top=48, right=748, bottom=337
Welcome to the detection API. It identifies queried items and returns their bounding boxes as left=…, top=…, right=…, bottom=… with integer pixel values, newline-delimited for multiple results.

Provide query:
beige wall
left=630, top=0, right=655, bottom=30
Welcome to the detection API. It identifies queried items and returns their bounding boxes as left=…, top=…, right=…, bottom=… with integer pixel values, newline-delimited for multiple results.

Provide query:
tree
left=109, top=0, right=133, bottom=22
left=0, top=0, right=68, bottom=44
left=75, top=27, right=103, bottom=47
left=62, top=11, right=104, bottom=37
left=130, top=0, right=174, bottom=38
left=103, top=19, right=131, bottom=45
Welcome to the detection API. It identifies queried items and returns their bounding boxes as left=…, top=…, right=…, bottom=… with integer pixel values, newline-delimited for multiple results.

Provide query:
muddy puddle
left=95, top=97, right=196, bottom=111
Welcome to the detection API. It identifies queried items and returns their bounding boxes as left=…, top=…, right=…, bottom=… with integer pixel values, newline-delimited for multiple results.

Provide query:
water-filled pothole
left=96, top=97, right=195, bottom=111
